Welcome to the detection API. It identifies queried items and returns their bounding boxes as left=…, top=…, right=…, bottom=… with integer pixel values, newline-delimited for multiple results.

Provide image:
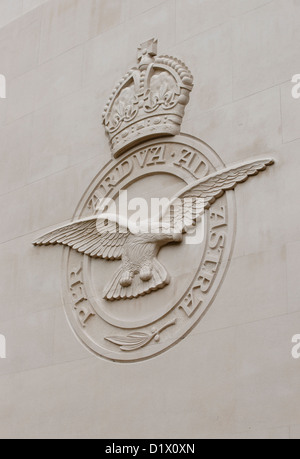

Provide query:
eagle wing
left=33, top=216, right=130, bottom=260
left=162, top=158, right=274, bottom=233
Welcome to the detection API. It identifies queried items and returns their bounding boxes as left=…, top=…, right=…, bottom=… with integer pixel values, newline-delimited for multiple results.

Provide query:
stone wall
left=0, top=0, right=299, bottom=439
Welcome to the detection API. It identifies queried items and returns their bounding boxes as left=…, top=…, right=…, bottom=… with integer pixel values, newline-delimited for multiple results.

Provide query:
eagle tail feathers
left=103, top=259, right=170, bottom=301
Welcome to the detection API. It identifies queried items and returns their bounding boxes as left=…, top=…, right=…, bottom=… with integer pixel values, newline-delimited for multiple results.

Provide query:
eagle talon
left=140, top=266, right=153, bottom=282
left=120, top=271, right=133, bottom=287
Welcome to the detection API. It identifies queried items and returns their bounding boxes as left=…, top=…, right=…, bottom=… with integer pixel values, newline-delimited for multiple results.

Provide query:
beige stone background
left=0, top=0, right=299, bottom=439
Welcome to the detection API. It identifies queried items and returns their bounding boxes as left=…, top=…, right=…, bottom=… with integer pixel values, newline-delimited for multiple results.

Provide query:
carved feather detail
left=164, top=158, right=274, bottom=233
left=177, top=158, right=274, bottom=207
left=33, top=217, right=129, bottom=260
left=33, top=157, right=274, bottom=301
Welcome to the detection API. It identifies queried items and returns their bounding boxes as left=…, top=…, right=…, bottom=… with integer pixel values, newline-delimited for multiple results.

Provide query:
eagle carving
left=33, top=158, right=273, bottom=301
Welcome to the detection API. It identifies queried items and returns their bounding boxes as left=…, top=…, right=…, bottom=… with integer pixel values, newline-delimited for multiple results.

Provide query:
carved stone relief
left=33, top=40, right=274, bottom=362
left=102, top=39, right=193, bottom=157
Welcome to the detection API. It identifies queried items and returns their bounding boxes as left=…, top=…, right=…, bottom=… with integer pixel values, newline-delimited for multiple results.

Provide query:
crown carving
left=102, top=39, right=194, bottom=157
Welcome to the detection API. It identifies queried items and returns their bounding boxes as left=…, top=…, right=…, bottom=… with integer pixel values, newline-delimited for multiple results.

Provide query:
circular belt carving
left=62, top=134, right=236, bottom=362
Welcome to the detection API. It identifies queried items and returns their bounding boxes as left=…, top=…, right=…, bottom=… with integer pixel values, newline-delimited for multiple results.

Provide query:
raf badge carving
left=34, top=39, right=274, bottom=362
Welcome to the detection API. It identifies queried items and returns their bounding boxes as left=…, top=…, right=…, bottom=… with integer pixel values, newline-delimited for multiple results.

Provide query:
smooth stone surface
left=182, top=85, right=282, bottom=163
left=0, top=8, right=42, bottom=81
left=290, top=424, right=300, bottom=440
left=0, top=0, right=23, bottom=29
left=176, top=0, right=231, bottom=43
left=0, top=0, right=299, bottom=439
left=281, top=80, right=300, bottom=144
left=172, top=23, right=232, bottom=114
left=286, top=241, right=300, bottom=314
left=39, top=0, right=125, bottom=64
left=232, top=0, right=300, bottom=99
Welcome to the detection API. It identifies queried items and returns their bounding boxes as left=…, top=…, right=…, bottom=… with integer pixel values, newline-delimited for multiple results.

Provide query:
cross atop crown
left=137, top=38, right=158, bottom=69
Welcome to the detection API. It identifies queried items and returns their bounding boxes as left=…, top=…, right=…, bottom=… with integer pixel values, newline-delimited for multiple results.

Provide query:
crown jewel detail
left=102, top=39, right=194, bottom=157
